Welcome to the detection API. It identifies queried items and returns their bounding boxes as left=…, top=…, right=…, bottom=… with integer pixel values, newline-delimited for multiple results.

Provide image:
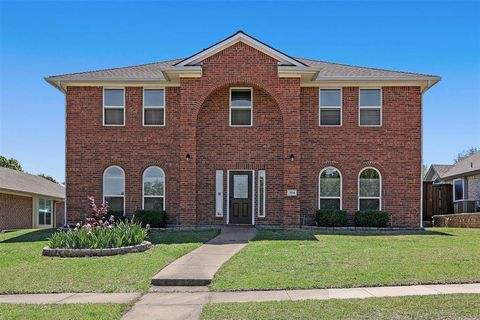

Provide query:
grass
left=0, top=228, right=218, bottom=294
left=0, top=303, right=128, bottom=320
left=200, top=294, right=480, bottom=320
left=211, top=228, right=480, bottom=291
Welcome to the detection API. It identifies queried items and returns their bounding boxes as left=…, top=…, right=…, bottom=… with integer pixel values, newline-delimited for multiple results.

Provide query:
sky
left=0, top=0, right=479, bottom=183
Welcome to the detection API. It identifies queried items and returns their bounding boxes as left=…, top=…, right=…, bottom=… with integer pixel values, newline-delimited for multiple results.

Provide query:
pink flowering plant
left=49, top=196, right=148, bottom=249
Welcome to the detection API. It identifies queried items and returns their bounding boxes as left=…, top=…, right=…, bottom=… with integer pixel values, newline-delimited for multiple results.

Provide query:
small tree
left=454, top=147, right=479, bottom=163
left=0, top=155, right=23, bottom=172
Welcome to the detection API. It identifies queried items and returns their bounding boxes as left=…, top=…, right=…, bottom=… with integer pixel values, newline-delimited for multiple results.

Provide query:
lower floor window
left=144, top=197, right=164, bottom=211
left=38, top=199, right=52, bottom=225
left=319, top=167, right=342, bottom=210
left=359, top=168, right=381, bottom=210
left=104, top=196, right=124, bottom=212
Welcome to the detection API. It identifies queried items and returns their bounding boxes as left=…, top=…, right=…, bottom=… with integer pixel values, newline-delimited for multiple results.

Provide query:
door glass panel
left=234, top=175, right=248, bottom=199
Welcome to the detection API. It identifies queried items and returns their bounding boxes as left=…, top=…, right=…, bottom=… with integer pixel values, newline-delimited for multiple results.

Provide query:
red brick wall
left=66, top=86, right=181, bottom=224
left=55, top=201, right=65, bottom=227
left=65, top=42, right=421, bottom=227
left=300, top=87, right=421, bottom=227
left=0, top=193, right=32, bottom=230
left=179, top=42, right=301, bottom=227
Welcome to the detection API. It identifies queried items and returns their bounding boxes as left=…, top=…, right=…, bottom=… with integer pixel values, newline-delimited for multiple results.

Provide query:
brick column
left=281, top=79, right=301, bottom=227
left=178, top=79, right=198, bottom=227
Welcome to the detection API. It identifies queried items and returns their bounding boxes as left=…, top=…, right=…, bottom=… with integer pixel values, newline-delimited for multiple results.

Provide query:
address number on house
left=287, top=189, right=297, bottom=197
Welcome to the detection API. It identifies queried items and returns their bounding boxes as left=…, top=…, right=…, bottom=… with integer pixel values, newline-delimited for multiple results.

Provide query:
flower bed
left=43, top=197, right=150, bottom=257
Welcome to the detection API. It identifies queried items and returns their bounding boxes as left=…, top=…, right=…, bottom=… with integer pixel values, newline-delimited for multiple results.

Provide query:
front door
left=229, top=171, right=252, bottom=224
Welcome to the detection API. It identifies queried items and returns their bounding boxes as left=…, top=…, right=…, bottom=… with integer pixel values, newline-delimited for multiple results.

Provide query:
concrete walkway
left=0, top=292, right=140, bottom=304
left=122, top=283, right=480, bottom=320
left=151, top=226, right=256, bottom=286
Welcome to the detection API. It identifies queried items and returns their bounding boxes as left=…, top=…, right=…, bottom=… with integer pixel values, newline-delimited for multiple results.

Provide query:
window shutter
left=216, top=170, right=223, bottom=217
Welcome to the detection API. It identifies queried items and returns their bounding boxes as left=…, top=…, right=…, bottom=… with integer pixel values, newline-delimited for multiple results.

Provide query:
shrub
left=134, top=210, right=166, bottom=228
left=48, top=221, right=148, bottom=249
left=315, top=209, right=348, bottom=227
left=354, top=210, right=390, bottom=227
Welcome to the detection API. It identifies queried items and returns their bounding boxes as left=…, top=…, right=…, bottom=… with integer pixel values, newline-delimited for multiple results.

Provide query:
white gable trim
left=175, top=31, right=306, bottom=67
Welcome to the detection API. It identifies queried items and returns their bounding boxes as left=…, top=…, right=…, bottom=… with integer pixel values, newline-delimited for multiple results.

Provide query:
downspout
left=63, top=81, right=68, bottom=226
left=420, top=90, right=424, bottom=228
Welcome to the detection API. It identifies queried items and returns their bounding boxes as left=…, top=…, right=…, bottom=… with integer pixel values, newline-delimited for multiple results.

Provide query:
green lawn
left=0, top=304, right=128, bottom=320
left=212, top=228, right=480, bottom=291
left=0, top=228, right=217, bottom=294
left=201, top=294, right=480, bottom=320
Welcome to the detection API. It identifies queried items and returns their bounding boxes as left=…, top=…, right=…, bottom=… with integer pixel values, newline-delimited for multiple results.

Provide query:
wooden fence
left=423, top=182, right=453, bottom=221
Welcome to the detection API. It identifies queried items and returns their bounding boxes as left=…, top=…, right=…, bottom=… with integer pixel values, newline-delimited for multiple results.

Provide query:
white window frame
left=229, top=87, right=253, bottom=127
left=103, top=88, right=125, bottom=126
left=257, top=170, right=266, bottom=217
left=319, top=88, right=342, bottom=127
left=142, top=166, right=166, bottom=211
left=359, top=88, right=382, bottom=127
left=453, top=178, right=465, bottom=202
left=358, top=167, right=382, bottom=211
left=143, top=88, right=166, bottom=127
left=215, top=170, right=224, bottom=217
left=318, top=167, right=342, bottom=210
left=103, top=165, right=125, bottom=215
left=38, top=198, right=53, bottom=227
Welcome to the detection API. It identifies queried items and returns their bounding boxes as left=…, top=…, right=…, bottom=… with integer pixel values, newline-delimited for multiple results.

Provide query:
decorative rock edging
left=42, top=241, right=152, bottom=258
left=301, top=226, right=425, bottom=232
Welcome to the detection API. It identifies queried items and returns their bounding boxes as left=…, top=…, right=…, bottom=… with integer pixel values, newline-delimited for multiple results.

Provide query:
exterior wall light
left=186, top=154, right=191, bottom=161
left=289, top=154, right=295, bottom=161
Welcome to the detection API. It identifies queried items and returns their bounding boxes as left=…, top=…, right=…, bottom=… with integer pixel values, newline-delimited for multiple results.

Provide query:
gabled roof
left=0, top=167, right=65, bottom=199
left=45, top=31, right=441, bottom=91
left=425, top=164, right=454, bottom=181
left=443, top=152, right=480, bottom=179
left=174, top=31, right=307, bottom=67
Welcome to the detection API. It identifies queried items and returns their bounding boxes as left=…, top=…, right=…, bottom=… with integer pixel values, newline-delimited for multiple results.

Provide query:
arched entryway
left=195, top=83, right=284, bottom=225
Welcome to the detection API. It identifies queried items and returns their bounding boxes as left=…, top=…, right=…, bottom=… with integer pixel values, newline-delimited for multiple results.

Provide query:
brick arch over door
left=196, top=84, right=284, bottom=225
left=178, top=41, right=302, bottom=227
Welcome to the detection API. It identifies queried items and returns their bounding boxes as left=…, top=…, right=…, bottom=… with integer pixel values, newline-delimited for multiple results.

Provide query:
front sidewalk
left=122, top=283, right=480, bottom=320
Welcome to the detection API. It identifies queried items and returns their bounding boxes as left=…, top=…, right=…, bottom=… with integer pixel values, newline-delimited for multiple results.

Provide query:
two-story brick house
left=46, top=31, right=440, bottom=227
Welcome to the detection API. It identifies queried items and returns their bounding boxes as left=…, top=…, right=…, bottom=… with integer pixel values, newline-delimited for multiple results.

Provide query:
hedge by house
left=134, top=210, right=166, bottom=228
left=315, top=209, right=348, bottom=227
left=354, top=210, right=390, bottom=227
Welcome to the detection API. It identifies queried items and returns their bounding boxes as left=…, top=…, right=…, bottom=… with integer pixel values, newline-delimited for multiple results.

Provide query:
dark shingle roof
left=443, top=152, right=480, bottom=178
left=46, top=57, right=438, bottom=82
left=0, top=167, right=65, bottom=199
left=431, top=164, right=454, bottom=179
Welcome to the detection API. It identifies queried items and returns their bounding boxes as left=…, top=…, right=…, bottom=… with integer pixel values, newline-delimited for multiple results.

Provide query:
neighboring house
left=46, top=31, right=440, bottom=227
left=424, top=165, right=453, bottom=184
left=425, top=153, right=480, bottom=213
left=0, top=167, right=65, bottom=230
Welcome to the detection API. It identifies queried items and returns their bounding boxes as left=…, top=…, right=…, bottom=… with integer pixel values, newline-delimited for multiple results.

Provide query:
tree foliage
left=0, top=155, right=23, bottom=171
left=454, top=147, right=479, bottom=163
left=38, top=173, right=59, bottom=184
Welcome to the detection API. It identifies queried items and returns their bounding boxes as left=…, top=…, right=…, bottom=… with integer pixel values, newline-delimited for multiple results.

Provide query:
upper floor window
left=103, top=166, right=125, bottom=214
left=103, top=88, right=125, bottom=126
left=319, top=89, right=342, bottom=126
left=359, top=89, right=381, bottom=126
left=358, top=167, right=381, bottom=210
left=230, top=88, right=252, bottom=127
left=453, top=178, right=464, bottom=202
left=143, top=166, right=165, bottom=211
left=143, top=89, right=165, bottom=126
left=319, top=167, right=342, bottom=210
